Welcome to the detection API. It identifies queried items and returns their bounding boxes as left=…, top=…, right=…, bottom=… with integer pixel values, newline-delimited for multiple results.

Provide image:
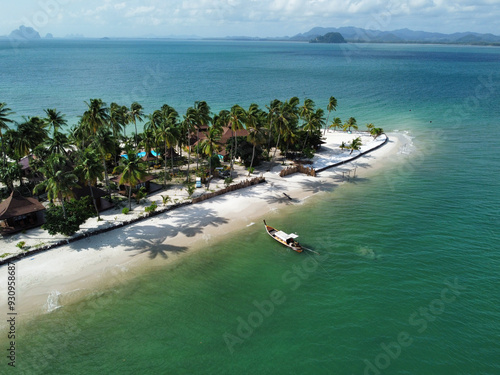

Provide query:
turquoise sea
left=1, top=40, right=499, bottom=374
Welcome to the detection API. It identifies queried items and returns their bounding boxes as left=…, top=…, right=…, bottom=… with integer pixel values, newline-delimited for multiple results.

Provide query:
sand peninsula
left=0, top=130, right=408, bottom=320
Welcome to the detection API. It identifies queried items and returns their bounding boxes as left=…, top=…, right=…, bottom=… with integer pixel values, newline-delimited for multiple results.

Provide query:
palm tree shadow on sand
left=299, top=179, right=339, bottom=194
left=125, top=239, right=188, bottom=260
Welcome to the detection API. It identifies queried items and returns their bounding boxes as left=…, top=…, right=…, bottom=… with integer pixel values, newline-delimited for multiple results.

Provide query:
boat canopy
left=275, top=231, right=299, bottom=242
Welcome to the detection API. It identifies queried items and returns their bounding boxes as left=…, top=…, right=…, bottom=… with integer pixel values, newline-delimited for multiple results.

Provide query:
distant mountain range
left=2, top=25, right=500, bottom=46
left=291, top=26, right=500, bottom=45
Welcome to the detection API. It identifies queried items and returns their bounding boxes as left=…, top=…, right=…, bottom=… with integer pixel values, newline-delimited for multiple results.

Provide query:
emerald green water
left=1, top=41, right=499, bottom=374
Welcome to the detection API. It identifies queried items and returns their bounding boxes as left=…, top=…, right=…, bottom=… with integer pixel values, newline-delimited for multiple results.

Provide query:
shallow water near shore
left=1, top=41, right=500, bottom=374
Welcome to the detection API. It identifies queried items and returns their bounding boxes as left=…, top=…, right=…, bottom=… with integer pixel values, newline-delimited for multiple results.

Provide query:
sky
left=1, top=0, right=499, bottom=38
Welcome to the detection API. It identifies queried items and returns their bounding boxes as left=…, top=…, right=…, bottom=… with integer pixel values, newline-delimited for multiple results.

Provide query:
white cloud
left=1, top=0, right=499, bottom=37
left=125, top=6, right=156, bottom=18
left=114, top=3, right=126, bottom=10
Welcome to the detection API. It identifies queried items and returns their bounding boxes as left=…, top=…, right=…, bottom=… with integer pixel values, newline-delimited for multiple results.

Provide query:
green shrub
left=186, top=184, right=195, bottom=197
left=135, top=186, right=147, bottom=204
left=145, top=201, right=158, bottom=214
left=161, top=195, right=170, bottom=206
left=42, top=197, right=94, bottom=236
left=16, top=241, right=26, bottom=249
left=122, top=207, right=130, bottom=215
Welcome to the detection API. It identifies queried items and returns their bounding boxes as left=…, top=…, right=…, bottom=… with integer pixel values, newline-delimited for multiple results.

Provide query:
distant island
left=1, top=24, right=499, bottom=46
left=309, top=32, right=346, bottom=44
left=8, top=25, right=41, bottom=40
left=292, top=26, right=500, bottom=46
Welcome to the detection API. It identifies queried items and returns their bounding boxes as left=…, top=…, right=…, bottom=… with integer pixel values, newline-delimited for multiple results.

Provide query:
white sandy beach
left=0, top=131, right=409, bottom=322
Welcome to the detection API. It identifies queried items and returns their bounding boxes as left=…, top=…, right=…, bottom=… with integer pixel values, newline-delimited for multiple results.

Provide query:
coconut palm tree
left=271, top=97, right=299, bottom=167
left=329, top=117, right=342, bottom=132
left=302, top=108, right=325, bottom=153
left=200, top=125, right=222, bottom=188
left=193, top=101, right=212, bottom=170
left=144, top=110, right=162, bottom=134
left=370, top=127, right=384, bottom=139
left=265, top=99, right=282, bottom=157
left=348, top=137, right=363, bottom=155
left=0, top=162, right=22, bottom=192
left=89, top=127, right=116, bottom=199
left=13, top=117, right=48, bottom=160
left=182, top=107, right=197, bottom=183
left=242, top=103, right=265, bottom=174
left=44, top=108, right=67, bottom=135
left=0, top=103, right=15, bottom=168
left=128, top=102, right=144, bottom=148
left=109, top=103, right=129, bottom=153
left=45, top=130, right=71, bottom=156
left=324, top=96, right=337, bottom=134
left=34, top=153, right=79, bottom=219
left=81, top=99, right=110, bottom=138
left=112, top=149, right=147, bottom=211
left=299, top=98, right=315, bottom=127
left=343, top=117, right=358, bottom=132
left=76, top=148, right=105, bottom=220
left=154, top=106, right=179, bottom=186
left=228, top=104, right=245, bottom=176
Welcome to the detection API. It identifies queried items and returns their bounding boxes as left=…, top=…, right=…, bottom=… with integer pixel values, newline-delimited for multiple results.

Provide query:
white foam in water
left=398, top=131, right=416, bottom=155
left=246, top=222, right=255, bottom=227
left=45, top=290, right=62, bottom=312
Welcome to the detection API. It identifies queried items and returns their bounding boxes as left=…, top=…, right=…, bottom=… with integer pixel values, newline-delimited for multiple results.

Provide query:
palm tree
left=324, top=96, right=338, bottom=134
left=112, top=149, right=147, bottom=211
left=13, top=117, right=48, bottom=160
left=76, top=148, right=105, bottom=220
left=0, top=103, right=15, bottom=168
left=244, top=103, right=265, bottom=175
left=343, top=117, right=358, bottom=132
left=302, top=108, right=325, bottom=153
left=299, top=98, right=315, bottom=127
left=109, top=103, right=129, bottom=157
left=0, top=162, right=22, bottom=192
left=34, top=154, right=79, bottom=219
left=156, top=107, right=179, bottom=186
left=200, top=125, right=222, bottom=188
left=81, top=99, right=110, bottom=138
left=271, top=97, right=299, bottom=168
left=193, top=101, right=212, bottom=170
left=348, top=137, right=363, bottom=155
left=265, top=99, right=282, bottom=157
left=128, top=102, right=144, bottom=148
left=145, top=110, right=164, bottom=165
left=144, top=110, right=162, bottom=134
left=45, top=131, right=71, bottom=156
left=90, top=127, right=116, bottom=198
left=182, top=107, right=197, bottom=183
left=370, top=127, right=384, bottom=139
left=228, top=104, right=245, bottom=176
left=44, top=109, right=67, bottom=135
left=329, top=117, right=342, bottom=132
left=140, top=128, right=156, bottom=171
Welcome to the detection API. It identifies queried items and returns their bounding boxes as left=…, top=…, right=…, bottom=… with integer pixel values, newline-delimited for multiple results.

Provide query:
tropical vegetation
left=0, top=96, right=380, bottom=235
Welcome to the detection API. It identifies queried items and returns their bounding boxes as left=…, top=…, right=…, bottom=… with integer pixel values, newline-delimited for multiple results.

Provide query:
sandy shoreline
left=0, top=131, right=408, bottom=323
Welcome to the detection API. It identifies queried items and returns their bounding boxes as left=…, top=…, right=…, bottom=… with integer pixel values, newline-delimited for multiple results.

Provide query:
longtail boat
left=263, top=220, right=303, bottom=253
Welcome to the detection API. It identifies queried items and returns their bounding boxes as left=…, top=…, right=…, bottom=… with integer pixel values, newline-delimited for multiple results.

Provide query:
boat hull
left=264, top=221, right=303, bottom=253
